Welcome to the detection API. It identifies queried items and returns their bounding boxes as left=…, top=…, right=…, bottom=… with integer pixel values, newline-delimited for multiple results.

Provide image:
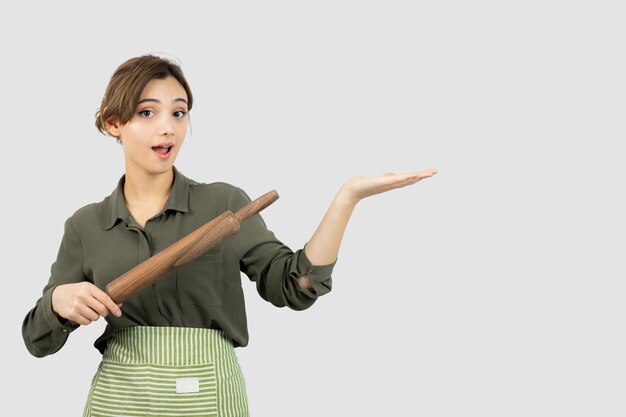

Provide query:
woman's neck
left=123, top=167, right=174, bottom=209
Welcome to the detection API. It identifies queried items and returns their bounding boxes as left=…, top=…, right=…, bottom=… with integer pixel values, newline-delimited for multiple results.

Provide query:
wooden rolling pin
left=105, top=189, right=279, bottom=304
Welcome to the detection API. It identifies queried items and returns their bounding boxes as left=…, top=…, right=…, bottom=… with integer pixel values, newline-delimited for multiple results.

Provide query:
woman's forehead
left=140, top=76, right=187, bottom=102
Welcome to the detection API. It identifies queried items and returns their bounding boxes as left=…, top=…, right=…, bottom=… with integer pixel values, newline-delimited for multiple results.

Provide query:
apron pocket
left=147, top=362, right=218, bottom=416
left=89, top=361, right=218, bottom=417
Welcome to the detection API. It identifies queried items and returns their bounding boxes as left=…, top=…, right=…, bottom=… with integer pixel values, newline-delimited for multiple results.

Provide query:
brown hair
left=95, top=54, right=193, bottom=144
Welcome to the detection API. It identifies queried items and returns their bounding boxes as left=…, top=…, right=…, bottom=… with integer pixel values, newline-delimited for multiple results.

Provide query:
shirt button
left=62, top=329, right=68, bottom=333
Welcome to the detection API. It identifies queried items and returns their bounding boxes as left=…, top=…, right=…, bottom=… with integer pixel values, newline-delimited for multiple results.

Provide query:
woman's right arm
left=21, top=217, right=120, bottom=358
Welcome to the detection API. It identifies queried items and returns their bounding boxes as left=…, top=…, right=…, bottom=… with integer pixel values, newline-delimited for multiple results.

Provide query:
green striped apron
left=83, top=326, right=249, bottom=417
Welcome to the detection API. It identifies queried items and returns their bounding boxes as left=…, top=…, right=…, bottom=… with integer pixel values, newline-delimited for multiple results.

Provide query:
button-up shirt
left=22, top=166, right=336, bottom=357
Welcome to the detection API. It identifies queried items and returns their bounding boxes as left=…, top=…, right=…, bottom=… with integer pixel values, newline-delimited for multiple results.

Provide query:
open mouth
left=152, top=145, right=173, bottom=158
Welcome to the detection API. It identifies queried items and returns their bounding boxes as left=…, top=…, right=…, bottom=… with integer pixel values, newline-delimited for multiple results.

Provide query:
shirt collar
left=104, top=165, right=190, bottom=230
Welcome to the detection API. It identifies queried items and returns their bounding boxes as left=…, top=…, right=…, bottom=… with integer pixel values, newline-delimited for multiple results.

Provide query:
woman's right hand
left=52, top=282, right=122, bottom=325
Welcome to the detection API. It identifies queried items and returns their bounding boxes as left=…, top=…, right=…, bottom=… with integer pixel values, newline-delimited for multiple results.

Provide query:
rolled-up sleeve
left=228, top=187, right=336, bottom=310
left=22, top=217, right=83, bottom=357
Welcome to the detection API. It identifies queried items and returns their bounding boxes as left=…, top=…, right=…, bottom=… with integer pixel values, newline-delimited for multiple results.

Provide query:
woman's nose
left=159, top=116, right=175, bottom=136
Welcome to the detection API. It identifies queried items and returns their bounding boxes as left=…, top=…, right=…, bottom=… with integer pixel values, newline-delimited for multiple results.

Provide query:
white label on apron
left=176, top=377, right=200, bottom=393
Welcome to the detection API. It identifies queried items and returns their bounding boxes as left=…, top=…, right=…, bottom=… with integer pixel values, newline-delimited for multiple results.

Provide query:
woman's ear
left=104, top=116, right=122, bottom=138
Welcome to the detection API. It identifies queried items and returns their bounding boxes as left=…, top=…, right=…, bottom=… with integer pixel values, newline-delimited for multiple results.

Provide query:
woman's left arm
left=297, top=168, right=438, bottom=289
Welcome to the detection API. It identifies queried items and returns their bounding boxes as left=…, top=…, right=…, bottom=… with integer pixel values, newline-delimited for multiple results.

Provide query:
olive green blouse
left=22, top=166, right=336, bottom=357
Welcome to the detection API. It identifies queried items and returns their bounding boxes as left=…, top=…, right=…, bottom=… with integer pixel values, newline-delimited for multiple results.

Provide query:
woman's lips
left=152, top=145, right=173, bottom=159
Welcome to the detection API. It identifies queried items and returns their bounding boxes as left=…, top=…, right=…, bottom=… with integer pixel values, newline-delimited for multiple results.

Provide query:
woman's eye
left=174, top=111, right=187, bottom=118
left=139, top=110, right=153, bottom=117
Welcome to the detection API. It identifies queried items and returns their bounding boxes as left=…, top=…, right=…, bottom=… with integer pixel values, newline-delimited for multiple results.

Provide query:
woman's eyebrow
left=137, top=98, right=188, bottom=105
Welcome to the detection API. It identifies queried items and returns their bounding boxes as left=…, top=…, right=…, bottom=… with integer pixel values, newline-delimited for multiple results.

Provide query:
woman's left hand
left=338, top=168, right=438, bottom=205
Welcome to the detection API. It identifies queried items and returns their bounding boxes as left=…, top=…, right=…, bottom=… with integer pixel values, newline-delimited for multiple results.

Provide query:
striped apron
left=83, top=326, right=249, bottom=417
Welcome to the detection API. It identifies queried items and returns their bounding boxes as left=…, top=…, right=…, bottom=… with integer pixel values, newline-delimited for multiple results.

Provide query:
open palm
left=341, top=168, right=438, bottom=203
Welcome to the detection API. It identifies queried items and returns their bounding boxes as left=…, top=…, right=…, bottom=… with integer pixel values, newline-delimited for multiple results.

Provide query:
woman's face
left=107, top=75, right=189, bottom=176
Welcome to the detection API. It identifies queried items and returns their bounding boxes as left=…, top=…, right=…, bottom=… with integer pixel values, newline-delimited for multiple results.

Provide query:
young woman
left=22, top=54, right=437, bottom=417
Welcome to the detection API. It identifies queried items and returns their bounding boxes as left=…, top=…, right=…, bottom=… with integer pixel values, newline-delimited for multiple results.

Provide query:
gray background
left=2, top=1, right=624, bottom=416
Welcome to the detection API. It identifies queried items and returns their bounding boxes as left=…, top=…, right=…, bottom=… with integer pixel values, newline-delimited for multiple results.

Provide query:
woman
left=22, top=54, right=437, bottom=416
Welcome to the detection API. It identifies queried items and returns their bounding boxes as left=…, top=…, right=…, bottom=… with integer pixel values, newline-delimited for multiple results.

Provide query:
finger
left=397, top=172, right=433, bottom=183
left=77, top=287, right=109, bottom=317
left=379, top=173, right=419, bottom=186
left=77, top=305, right=101, bottom=322
left=402, top=168, right=437, bottom=178
left=92, top=287, right=123, bottom=317
left=381, top=176, right=422, bottom=191
left=72, top=315, right=92, bottom=326
left=85, top=297, right=111, bottom=318
left=381, top=168, right=437, bottom=180
left=418, top=168, right=438, bottom=177
left=402, top=171, right=423, bottom=179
